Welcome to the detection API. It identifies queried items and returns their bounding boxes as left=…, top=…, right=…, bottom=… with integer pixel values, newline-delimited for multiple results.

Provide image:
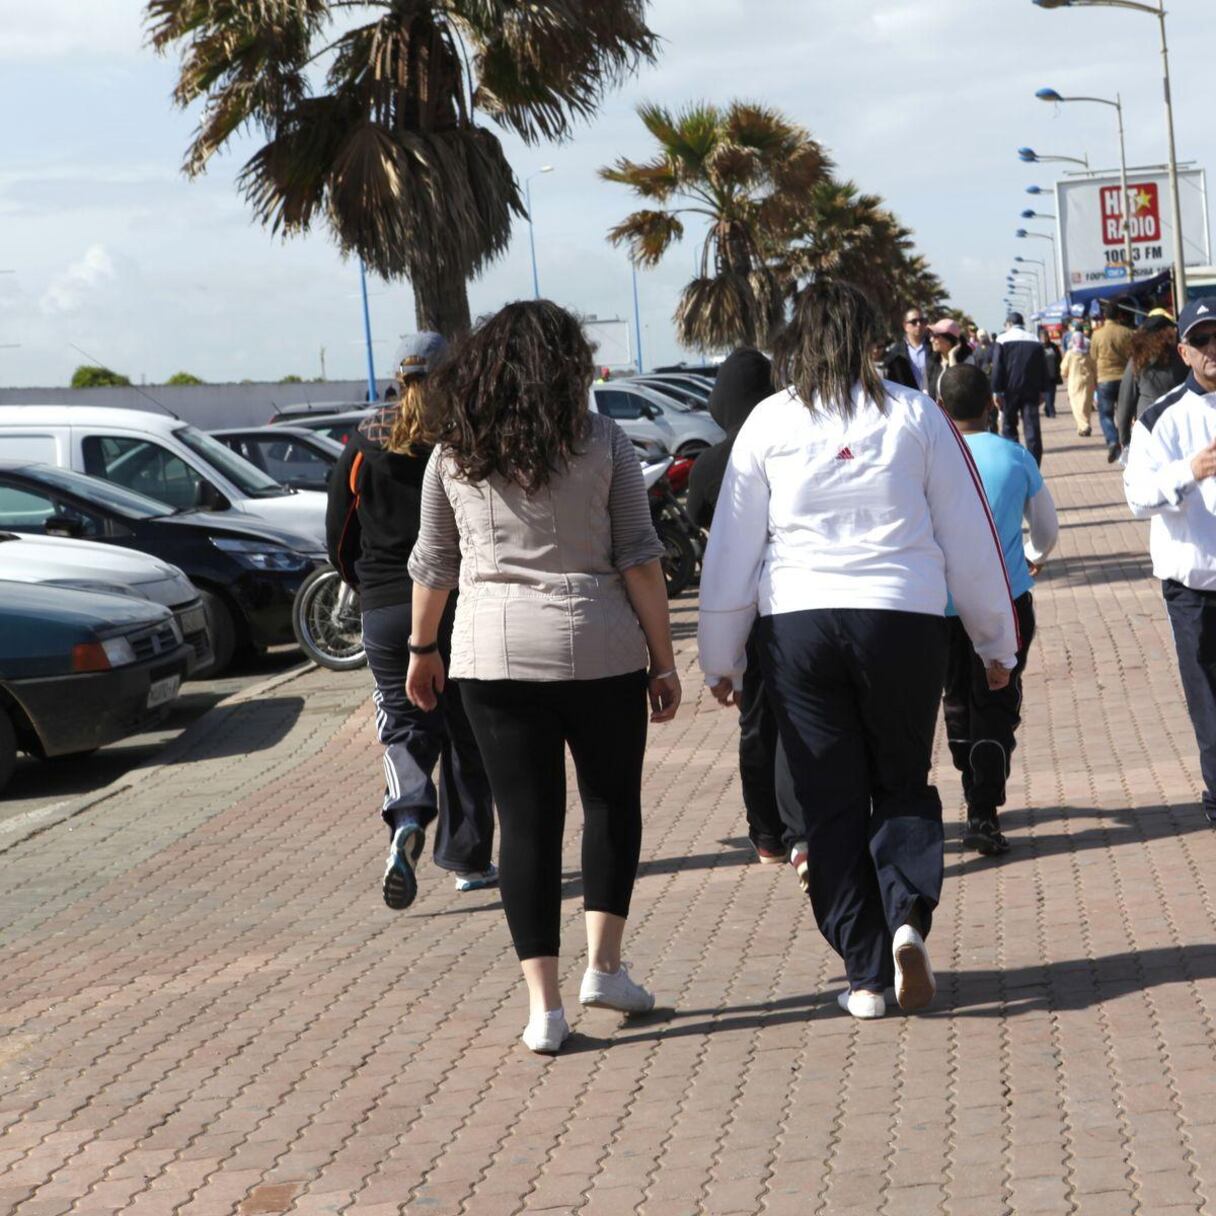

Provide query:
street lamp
left=1033, top=0, right=1186, bottom=302
left=1021, top=208, right=1057, bottom=221
left=1018, top=146, right=1090, bottom=168
left=1016, top=254, right=1050, bottom=302
left=1010, top=271, right=1041, bottom=312
left=1017, top=228, right=1062, bottom=297
left=1037, top=86, right=1135, bottom=282
left=525, top=166, right=555, bottom=300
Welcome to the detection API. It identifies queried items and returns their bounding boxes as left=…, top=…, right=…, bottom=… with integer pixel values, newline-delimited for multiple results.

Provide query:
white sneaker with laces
left=836, top=988, right=886, bottom=1019
left=578, top=964, right=655, bottom=1013
left=893, top=923, right=936, bottom=1011
left=521, top=1009, right=570, bottom=1054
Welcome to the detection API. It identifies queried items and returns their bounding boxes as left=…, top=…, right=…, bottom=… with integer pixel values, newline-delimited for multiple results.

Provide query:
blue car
left=0, top=580, right=193, bottom=792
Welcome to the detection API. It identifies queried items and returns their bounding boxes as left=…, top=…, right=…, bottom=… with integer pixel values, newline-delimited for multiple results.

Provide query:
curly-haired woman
left=405, top=301, right=680, bottom=1054
left=1116, top=313, right=1188, bottom=450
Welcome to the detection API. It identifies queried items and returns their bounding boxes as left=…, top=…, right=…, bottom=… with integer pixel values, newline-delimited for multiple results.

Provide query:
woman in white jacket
left=699, top=282, right=1019, bottom=1020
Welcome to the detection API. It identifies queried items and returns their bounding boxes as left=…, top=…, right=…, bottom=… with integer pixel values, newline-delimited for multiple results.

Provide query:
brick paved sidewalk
left=3, top=414, right=1216, bottom=1216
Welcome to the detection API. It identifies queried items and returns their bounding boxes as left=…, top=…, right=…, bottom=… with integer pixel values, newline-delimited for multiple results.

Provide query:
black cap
left=1177, top=298, right=1216, bottom=342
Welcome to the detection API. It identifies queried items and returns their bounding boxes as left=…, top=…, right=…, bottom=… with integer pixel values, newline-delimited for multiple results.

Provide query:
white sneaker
left=789, top=841, right=809, bottom=893
left=836, top=988, right=886, bottom=1019
left=579, top=964, right=655, bottom=1013
left=893, top=924, right=936, bottom=1011
left=521, top=1009, right=570, bottom=1054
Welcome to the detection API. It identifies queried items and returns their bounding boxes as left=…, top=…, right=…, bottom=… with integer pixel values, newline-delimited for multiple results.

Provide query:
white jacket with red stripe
left=698, top=379, right=1020, bottom=687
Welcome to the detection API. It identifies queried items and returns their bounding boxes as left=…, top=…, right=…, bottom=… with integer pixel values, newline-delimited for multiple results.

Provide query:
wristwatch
left=408, top=639, right=439, bottom=656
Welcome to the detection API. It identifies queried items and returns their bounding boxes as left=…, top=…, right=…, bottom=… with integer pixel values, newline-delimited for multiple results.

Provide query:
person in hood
left=325, top=332, right=497, bottom=910
left=686, top=350, right=796, bottom=874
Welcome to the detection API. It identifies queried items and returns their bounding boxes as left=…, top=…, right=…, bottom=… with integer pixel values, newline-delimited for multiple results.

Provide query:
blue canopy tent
left=1033, top=268, right=1174, bottom=324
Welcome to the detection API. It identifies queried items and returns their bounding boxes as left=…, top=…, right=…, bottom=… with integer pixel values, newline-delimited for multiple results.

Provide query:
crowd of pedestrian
left=323, top=278, right=1216, bottom=1052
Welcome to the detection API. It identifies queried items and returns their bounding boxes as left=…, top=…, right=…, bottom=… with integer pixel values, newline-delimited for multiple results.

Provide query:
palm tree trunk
left=410, top=263, right=472, bottom=337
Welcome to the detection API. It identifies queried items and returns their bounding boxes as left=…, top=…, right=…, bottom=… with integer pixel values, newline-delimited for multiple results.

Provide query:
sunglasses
left=1187, top=330, right=1216, bottom=351
left=905, top=317, right=926, bottom=326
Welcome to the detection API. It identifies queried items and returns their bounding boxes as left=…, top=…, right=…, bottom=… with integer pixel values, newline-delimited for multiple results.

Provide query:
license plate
left=147, top=675, right=181, bottom=709
left=179, top=606, right=207, bottom=635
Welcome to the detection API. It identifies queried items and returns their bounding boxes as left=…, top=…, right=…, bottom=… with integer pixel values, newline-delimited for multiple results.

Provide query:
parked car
left=266, top=409, right=368, bottom=447
left=621, top=378, right=709, bottom=410
left=589, top=383, right=725, bottom=457
left=0, top=406, right=327, bottom=545
left=0, top=461, right=323, bottom=675
left=0, top=532, right=211, bottom=677
left=268, top=401, right=368, bottom=425
left=211, top=426, right=344, bottom=492
left=0, top=580, right=192, bottom=792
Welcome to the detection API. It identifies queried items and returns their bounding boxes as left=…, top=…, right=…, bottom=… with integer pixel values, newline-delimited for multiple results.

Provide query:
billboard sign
left=1056, top=169, right=1210, bottom=291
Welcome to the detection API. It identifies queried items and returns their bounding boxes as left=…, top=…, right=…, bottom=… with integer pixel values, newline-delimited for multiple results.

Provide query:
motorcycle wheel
left=292, top=567, right=367, bottom=671
left=657, top=522, right=697, bottom=599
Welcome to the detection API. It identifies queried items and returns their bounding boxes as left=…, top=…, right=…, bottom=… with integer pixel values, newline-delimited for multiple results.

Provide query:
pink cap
left=929, top=318, right=962, bottom=339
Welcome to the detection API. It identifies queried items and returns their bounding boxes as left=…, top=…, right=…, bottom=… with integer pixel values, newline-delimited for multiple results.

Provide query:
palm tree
left=775, top=180, right=949, bottom=329
left=602, top=101, right=831, bottom=352
left=146, top=0, right=657, bottom=335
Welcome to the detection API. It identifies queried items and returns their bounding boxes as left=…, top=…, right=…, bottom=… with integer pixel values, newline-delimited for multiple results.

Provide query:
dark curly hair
left=1131, top=321, right=1179, bottom=374
left=429, top=300, right=594, bottom=493
left=773, top=280, right=886, bottom=419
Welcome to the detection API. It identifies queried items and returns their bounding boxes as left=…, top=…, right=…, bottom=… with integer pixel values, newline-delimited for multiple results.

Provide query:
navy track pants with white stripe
left=361, top=601, right=495, bottom=873
left=757, top=607, right=948, bottom=992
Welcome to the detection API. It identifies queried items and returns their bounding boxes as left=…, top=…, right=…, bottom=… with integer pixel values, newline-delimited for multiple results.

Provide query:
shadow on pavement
left=173, top=695, right=305, bottom=763
left=1035, top=550, right=1153, bottom=586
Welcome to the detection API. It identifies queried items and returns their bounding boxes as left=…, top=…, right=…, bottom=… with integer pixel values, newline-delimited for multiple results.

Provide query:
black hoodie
left=685, top=349, right=775, bottom=529
left=325, top=405, right=432, bottom=612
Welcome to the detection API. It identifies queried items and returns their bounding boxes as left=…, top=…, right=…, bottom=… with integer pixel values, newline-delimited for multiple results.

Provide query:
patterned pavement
left=2, top=413, right=1216, bottom=1215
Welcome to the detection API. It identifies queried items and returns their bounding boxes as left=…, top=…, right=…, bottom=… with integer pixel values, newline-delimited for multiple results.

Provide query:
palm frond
left=598, top=156, right=680, bottom=200
left=676, top=273, right=763, bottom=352
left=607, top=210, right=685, bottom=266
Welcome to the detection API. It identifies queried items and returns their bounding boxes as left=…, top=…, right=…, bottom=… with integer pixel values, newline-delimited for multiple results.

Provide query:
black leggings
left=459, top=671, right=648, bottom=960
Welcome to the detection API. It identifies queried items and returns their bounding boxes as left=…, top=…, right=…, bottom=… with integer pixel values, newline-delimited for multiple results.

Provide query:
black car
left=0, top=580, right=192, bottom=791
left=211, top=426, right=344, bottom=492
left=267, top=409, right=370, bottom=447
left=0, top=461, right=324, bottom=675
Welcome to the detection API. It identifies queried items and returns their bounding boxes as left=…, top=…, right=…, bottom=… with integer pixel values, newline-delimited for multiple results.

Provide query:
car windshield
left=175, top=426, right=290, bottom=498
left=24, top=463, right=172, bottom=518
left=634, top=382, right=696, bottom=410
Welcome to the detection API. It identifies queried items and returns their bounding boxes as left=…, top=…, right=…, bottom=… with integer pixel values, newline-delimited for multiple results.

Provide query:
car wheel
left=0, top=708, right=16, bottom=795
left=677, top=441, right=709, bottom=459
left=199, top=588, right=238, bottom=677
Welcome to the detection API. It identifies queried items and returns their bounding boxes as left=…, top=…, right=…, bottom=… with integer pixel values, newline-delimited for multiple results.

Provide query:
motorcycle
left=642, top=458, right=703, bottom=598
left=292, top=565, right=367, bottom=670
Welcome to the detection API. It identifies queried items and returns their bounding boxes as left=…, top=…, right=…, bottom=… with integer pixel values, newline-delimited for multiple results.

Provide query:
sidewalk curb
left=0, top=660, right=318, bottom=855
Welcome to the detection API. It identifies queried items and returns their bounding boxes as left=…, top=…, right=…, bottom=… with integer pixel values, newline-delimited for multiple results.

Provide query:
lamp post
left=1011, top=270, right=1041, bottom=312
left=525, top=166, right=555, bottom=300
left=1036, top=87, right=1135, bottom=283
left=1018, top=146, right=1089, bottom=169
left=631, top=262, right=644, bottom=375
left=1032, top=0, right=1187, bottom=304
left=1015, top=254, right=1050, bottom=302
left=358, top=259, right=377, bottom=403
left=1017, top=228, right=1063, bottom=297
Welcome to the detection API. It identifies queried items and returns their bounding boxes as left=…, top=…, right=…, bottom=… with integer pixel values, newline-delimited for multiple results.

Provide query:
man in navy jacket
left=991, top=312, right=1049, bottom=465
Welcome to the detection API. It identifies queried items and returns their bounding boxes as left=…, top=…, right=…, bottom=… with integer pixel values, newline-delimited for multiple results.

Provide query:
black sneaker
left=1107, top=443, right=1122, bottom=464
left=964, top=818, right=1010, bottom=856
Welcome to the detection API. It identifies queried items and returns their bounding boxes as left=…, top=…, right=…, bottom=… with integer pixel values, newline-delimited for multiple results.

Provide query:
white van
left=0, top=407, right=326, bottom=545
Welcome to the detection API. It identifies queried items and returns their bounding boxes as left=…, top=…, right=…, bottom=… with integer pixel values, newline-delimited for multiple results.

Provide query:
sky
left=1, top=0, right=1213, bottom=388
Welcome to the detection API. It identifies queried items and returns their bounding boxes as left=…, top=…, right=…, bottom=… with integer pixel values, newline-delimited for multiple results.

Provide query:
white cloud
left=39, top=245, right=116, bottom=316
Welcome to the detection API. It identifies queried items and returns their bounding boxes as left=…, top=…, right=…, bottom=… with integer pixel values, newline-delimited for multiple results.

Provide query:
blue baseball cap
left=1178, top=298, right=1216, bottom=342
left=393, top=331, right=447, bottom=378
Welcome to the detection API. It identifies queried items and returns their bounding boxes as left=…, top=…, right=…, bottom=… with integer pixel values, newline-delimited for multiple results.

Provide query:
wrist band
left=408, top=639, right=440, bottom=656
left=649, top=668, right=677, bottom=680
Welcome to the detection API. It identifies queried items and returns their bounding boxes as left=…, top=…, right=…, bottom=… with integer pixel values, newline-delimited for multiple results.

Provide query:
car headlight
left=210, top=537, right=310, bottom=572
left=102, top=637, right=137, bottom=667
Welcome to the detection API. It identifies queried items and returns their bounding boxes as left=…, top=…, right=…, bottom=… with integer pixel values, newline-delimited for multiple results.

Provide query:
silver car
left=589, top=383, right=724, bottom=457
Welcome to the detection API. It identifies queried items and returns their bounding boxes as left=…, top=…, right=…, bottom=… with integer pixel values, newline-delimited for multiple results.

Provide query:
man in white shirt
left=1124, top=298, right=1216, bottom=824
